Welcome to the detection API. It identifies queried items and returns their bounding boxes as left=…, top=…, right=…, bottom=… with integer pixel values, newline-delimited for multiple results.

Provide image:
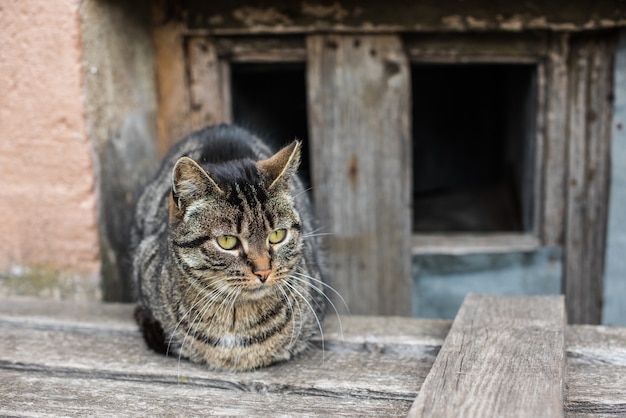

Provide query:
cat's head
left=168, top=141, right=304, bottom=300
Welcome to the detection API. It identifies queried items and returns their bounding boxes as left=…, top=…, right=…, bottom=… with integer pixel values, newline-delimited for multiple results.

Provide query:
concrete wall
left=0, top=0, right=100, bottom=299
left=603, top=29, right=626, bottom=326
left=80, top=0, right=159, bottom=301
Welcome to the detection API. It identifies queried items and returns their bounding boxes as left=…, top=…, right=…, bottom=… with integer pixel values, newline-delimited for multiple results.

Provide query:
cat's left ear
left=257, top=141, right=301, bottom=190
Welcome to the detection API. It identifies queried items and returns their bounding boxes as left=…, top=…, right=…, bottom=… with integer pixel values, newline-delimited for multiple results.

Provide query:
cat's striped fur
left=131, top=125, right=326, bottom=371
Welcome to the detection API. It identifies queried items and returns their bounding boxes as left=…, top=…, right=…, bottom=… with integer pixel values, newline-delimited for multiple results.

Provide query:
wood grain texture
left=566, top=325, right=626, bottom=416
left=1, top=369, right=410, bottom=417
left=0, top=297, right=443, bottom=416
left=173, top=1, right=626, bottom=35
left=408, top=293, right=566, bottom=418
left=306, top=34, right=412, bottom=316
left=564, top=33, right=617, bottom=324
left=215, top=36, right=307, bottom=63
left=152, top=0, right=194, bottom=154
left=405, top=32, right=548, bottom=63
left=543, top=33, right=569, bottom=247
left=412, top=233, right=540, bottom=255
left=187, top=37, right=230, bottom=130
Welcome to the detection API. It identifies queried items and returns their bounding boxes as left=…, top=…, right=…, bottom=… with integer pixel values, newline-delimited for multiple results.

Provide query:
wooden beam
left=169, top=1, right=626, bottom=35
left=542, top=33, right=569, bottom=247
left=408, top=293, right=566, bottom=418
left=152, top=0, right=194, bottom=154
left=306, top=34, right=412, bottom=315
left=187, top=37, right=230, bottom=129
left=563, top=33, right=617, bottom=324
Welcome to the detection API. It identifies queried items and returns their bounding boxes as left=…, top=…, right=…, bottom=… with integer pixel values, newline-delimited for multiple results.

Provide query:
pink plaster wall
left=0, top=1, right=100, bottom=276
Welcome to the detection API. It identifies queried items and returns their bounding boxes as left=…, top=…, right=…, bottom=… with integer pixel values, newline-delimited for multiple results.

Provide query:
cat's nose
left=253, top=269, right=272, bottom=283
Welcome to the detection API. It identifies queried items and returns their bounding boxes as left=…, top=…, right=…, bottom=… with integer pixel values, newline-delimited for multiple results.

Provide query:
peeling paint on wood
left=161, top=0, right=626, bottom=34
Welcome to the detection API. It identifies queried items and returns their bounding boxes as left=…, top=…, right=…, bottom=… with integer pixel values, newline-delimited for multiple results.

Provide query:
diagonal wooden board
left=408, top=293, right=566, bottom=418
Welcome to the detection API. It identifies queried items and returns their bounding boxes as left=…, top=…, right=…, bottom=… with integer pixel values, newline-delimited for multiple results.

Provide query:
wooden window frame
left=153, top=28, right=616, bottom=322
left=405, top=33, right=550, bottom=255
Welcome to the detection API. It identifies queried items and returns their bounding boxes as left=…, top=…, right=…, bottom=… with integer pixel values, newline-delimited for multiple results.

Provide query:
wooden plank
left=0, top=325, right=433, bottom=402
left=174, top=1, right=626, bottom=35
left=152, top=0, right=195, bottom=154
left=408, top=293, right=566, bottom=418
left=0, top=298, right=445, bottom=408
left=565, top=325, right=626, bottom=416
left=187, top=37, right=230, bottom=130
left=565, top=364, right=626, bottom=417
left=215, top=36, right=307, bottom=62
left=0, top=297, right=450, bottom=356
left=542, top=33, right=569, bottom=247
left=566, top=324, right=626, bottom=366
left=0, top=369, right=410, bottom=417
left=405, top=33, right=548, bottom=63
left=306, top=34, right=412, bottom=316
left=564, top=33, right=617, bottom=324
left=412, top=233, right=540, bottom=255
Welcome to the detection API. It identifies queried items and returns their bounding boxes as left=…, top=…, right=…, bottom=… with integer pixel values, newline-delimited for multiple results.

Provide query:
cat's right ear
left=171, top=157, right=223, bottom=210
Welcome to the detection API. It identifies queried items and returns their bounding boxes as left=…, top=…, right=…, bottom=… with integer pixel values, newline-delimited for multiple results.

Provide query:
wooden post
left=152, top=0, right=194, bottom=154
left=188, top=37, right=231, bottom=130
left=563, top=33, right=616, bottom=324
left=306, top=34, right=412, bottom=316
left=408, top=293, right=566, bottom=418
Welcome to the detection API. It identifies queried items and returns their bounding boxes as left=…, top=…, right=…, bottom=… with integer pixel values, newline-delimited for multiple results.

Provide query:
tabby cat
left=131, top=125, right=326, bottom=371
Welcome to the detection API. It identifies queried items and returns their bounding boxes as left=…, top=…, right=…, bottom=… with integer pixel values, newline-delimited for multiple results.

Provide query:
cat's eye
left=268, top=229, right=287, bottom=244
left=217, top=235, right=239, bottom=250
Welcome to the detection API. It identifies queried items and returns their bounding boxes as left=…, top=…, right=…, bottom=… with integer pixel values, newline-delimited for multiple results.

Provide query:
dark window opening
left=412, top=64, right=537, bottom=233
left=231, top=63, right=311, bottom=189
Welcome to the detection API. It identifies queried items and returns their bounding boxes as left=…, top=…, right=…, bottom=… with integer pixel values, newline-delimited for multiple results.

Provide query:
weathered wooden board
left=187, top=37, right=231, bottom=130
left=3, top=297, right=626, bottom=416
left=0, top=297, right=446, bottom=416
left=408, top=293, right=566, bottom=418
left=412, top=233, right=540, bottom=255
left=306, top=34, right=412, bottom=316
left=405, top=32, right=548, bottom=63
left=215, top=36, right=307, bottom=62
left=565, top=325, right=626, bottom=417
left=0, top=297, right=450, bottom=356
left=1, top=369, right=410, bottom=417
left=169, top=1, right=626, bottom=34
left=152, top=0, right=195, bottom=154
left=564, top=33, right=617, bottom=324
left=542, top=33, right=569, bottom=248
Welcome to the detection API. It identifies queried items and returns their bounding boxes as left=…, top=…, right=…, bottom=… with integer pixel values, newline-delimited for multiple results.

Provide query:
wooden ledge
left=1, top=295, right=625, bottom=416
left=0, top=296, right=448, bottom=416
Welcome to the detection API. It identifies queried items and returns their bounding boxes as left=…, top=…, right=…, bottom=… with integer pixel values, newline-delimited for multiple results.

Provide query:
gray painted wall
left=603, top=29, right=626, bottom=326
left=413, top=248, right=562, bottom=319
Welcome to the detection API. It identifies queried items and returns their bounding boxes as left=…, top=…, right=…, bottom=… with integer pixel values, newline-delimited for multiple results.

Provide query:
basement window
left=411, top=63, right=537, bottom=233
left=231, top=63, right=311, bottom=187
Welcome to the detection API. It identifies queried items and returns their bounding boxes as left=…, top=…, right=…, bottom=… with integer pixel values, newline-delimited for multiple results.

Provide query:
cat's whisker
left=301, top=232, right=335, bottom=239
left=292, top=186, right=313, bottom=199
left=176, top=290, right=218, bottom=369
left=288, top=274, right=345, bottom=343
left=281, top=281, right=305, bottom=349
left=282, top=281, right=325, bottom=363
left=302, top=225, right=331, bottom=235
left=277, top=284, right=298, bottom=350
left=168, top=274, right=226, bottom=356
left=177, top=278, right=232, bottom=374
left=293, top=269, right=350, bottom=315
